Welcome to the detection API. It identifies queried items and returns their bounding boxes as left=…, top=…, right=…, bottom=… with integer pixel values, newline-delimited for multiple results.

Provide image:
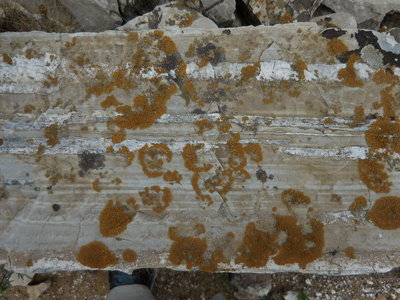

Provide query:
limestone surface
left=0, top=24, right=400, bottom=274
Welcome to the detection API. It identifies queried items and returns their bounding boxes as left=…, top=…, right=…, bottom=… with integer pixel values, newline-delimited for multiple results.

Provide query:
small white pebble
left=367, top=280, right=373, bottom=285
left=305, top=279, right=312, bottom=285
left=396, top=288, right=400, bottom=294
left=316, top=293, right=322, bottom=297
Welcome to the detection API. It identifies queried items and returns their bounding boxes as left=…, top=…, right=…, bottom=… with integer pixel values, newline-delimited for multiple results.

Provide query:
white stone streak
left=278, top=146, right=368, bottom=160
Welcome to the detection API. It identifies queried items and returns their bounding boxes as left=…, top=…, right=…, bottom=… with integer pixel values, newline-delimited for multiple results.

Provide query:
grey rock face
left=231, top=274, right=272, bottom=300
left=118, top=2, right=217, bottom=31
left=311, top=12, right=357, bottom=29
left=321, top=0, right=400, bottom=30
left=184, top=0, right=236, bottom=26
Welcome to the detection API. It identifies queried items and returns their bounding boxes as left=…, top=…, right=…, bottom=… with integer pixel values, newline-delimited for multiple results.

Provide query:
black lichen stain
left=196, top=42, right=225, bottom=66
left=321, top=28, right=346, bottom=39
left=52, top=204, right=61, bottom=211
left=256, top=169, right=268, bottom=183
left=78, top=151, right=105, bottom=177
left=0, top=184, right=8, bottom=200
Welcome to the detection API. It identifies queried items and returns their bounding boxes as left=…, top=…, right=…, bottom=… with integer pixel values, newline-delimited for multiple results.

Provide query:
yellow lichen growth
left=2, top=53, right=12, bottom=65
left=194, top=223, right=206, bottom=234
left=338, top=54, right=363, bottom=87
left=99, top=200, right=135, bottom=237
left=86, top=69, right=134, bottom=98
left=327, top=38, right=348, bottom=55
left=139, top=185, right=172, bottom=213
left=235, top=222, right=277, bottom=268
left=279, top=12, right=294, bottom=24
left=44, top=124, right=59, bottom=147
left=364, top=117, right=400, bottom=154
left=273, top=215, right=324, bottom=269
left=92, top=178, right=101, bottom=192
left=118, top=146, right=135, bottom=166
left=101, top=95, right=121, bottom=109
left=349, top=196, right=368, bottom=216
left=194, top=119, right=214, bottom=134
left=292, top=60, right=308, bottom=80
left=243, top=143, right=263, bottom=163
left=122, top=249, right=138, bottom=263
left=138, top=144, right=173, bottom=177
left=111, top=130, right=126, bottom=144
left=35, top=144, right=45, bottom=162
left=23, top=104, right=35, bottom=113
left=344, top=247, right=355, bottom=259
left=281, top=189, right=311, bottom=209
left=168, top=227, right=207, bottom=269
left=26, top=259, right=33, bottom=267
left=77, top=241, right=118, bottom=269
left=358, top=159, right=391, bottom=193
left=182, top=144, right=212, bottom=172
left=241, top=62, right=260, bottom=80
left=111, top=84, right=177, bottom=131
left=323, top=118, right=334, bottom=125
left=163, top=170, right=183, bottom=184
left=178, top=13, right=195, bottom=28
left=372, top=69, right=398, bottom=85
left=351, top=106, right=365, bottom=127
left=218, top=123, right=232, bottom=133
left=200, top=247, right=226, bottom=272
left=368, top=196, right=400, bottom=230
left=43, top=75, right=59, bottom=88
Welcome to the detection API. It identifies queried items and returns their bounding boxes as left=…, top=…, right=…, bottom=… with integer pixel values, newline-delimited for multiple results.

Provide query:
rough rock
left=241, top=0, right=322, bottom=26
left=117, top=0, right=171, bottom=23
left=185, top=0, right=236, bottom=26
left=13, top=0, right=121, bottom=32
left=118, top=2, right=217, bottom=31
left=389, top=28, right=400, bottom=43
left=1, top=24, right=400, bottom=275
left=231, top=274, right=271, bottom=299
left=321, top=0, right=400, bottom=30
left=311, top=12, right=357, bottom=29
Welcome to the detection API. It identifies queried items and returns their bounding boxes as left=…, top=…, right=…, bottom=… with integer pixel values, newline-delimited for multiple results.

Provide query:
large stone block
left=0, top=24, right=400, bottom=274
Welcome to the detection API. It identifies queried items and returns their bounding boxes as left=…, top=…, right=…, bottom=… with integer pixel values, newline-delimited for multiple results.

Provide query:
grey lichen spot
left=256, top=169, right=268, bottom=183
left=361, top=44, right=383, bottom=69
left=78, top=151, right=105, bottom=177
left=196, top=42, right=225, bottom=66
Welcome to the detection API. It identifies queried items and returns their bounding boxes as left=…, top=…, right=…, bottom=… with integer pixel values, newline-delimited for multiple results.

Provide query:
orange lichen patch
left=368, top=196, right=400, bottom=230
left=235, top=222, right=277, bottom=268
left=349, top=196, right=368, bottom=216
left=239, top=53, right=251, bottom=62
left=200, top=247, right=226, bottom=272
left=44, top=124, right=59, bottom=147
left=182, top=144, right=212, bottom=172
left=99, top=200, right=135, bottom=237
left=92, top=178, right=101, bottom=192
left=372, top=69, right=398, bottom=85
left=351, top=106, right=365, bottom=127
left=111, top=130, right=126, bottom=144
left=77, top=241, right=118, bottom=269
left=118, top=146, right=135, bottom=166
left=168, top=227, right=207, bottom=269
left=122, top=249, right=137, bottom=263
left=191, top=172, right=212, bottom=205
left=323, top=118, right=334, bottom=125
left=263, top=90, right=274, bottom=104
left=25, top=48, right=37, bottom=59
left=101, top=95, right=121, bottom=109
left=178, top=13, right=195, bottom=28
left=126, top=197, right=140, bottom=211
left=288, top=90, right=301, bottom=98
left=218, top=123, right=232, bottom=133
left=241, top=62, right=260, bottom=80
left=364, top=117, right=400, bottom=154
left=163, top=170, right=183, bottom=184
left=185, top=43, right=196, bottom=57
left=194, top=223, right=206, bottom=235
left=112, top=177, right=122, bottom=185
left=273, top=215, right=324, bottom=269
left=243, top=143, right=263, bottom=163
left=358, top=159, right=391, bottom=193
left=139, top=185, right=172, bottom=213
left=344, top=247, right=355, bottom=259
left=26, top=259, right=33, bottom=267
left=73, top=56, right=90, bottom=67
left=35, top=144, right=45, bottom=162
left=194, top=119, right=214, bottom=134
left=86, top=69, right=134, bottom=98
left=43, top=75, right=59, bottom=88
left=2, top=53, right=12, bottom=65
left=281, top=189, right=311, bottom=209
left=327, top=38, right=349, bottom=56
left=23, top=104, right=35, bottom=113
left=338, top=54, right=363, bottom=87
left=138, top=144, right=173, bottom=177
left=111, top=84, right=177, bottom=131
left=65, top=37, right=77, bottom=48
left=279, top=12, right=294, bottom=24
left=292, top=60, right=308, bottom=80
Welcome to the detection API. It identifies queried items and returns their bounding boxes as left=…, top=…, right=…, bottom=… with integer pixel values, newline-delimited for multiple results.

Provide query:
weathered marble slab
left=1, top=23, right=400, bottom=274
